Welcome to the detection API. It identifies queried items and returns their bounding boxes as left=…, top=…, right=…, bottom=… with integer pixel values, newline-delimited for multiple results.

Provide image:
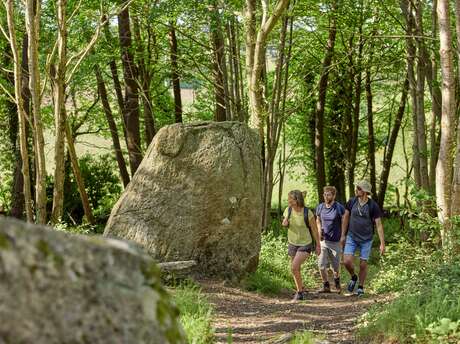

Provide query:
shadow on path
left=199, top=280, right=380, bottom=343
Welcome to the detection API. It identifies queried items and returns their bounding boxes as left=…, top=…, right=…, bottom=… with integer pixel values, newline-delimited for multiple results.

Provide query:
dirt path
left=199, top=280, right=379, bottom=343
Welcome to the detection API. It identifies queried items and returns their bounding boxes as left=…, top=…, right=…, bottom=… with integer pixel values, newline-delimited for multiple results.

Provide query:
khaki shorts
left=318, top=240, right=341, bottom=271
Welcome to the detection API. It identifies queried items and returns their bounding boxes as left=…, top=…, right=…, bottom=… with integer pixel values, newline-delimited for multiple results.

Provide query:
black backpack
left=287, top=207, right=315, bottom=244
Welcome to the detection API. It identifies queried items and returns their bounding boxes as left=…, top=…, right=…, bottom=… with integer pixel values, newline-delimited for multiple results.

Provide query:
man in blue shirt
left=341, top=180, right=385, bottom=296
left=316, top=186, right=345, bottom=293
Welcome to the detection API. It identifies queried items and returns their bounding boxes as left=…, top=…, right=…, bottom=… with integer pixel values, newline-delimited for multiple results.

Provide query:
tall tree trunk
left=429, top=0, right=441, bottom=194
left=377, top=74, right=410, bottom=208
left=168, top=23, right=183, bottom=123
left=315, top=0, right=337, bottom=202
left=26, top=0, right=47, bottom=224
left=436, top=0, right=455, bottom=251
left=95, top=65, right=130, bottom=187
left=263, top=10, right=291, bottom=230
left=245, top=0, right=290, bottom=130
left=5, top=3, right=33, bottom=221
left=118, top=3, right=142, bottom=175
left=401, top=0, right=422, bottom=188
left=366, top=68, right=377, bottom=196
left=451, top=0, right=460, bottom=218
left=108, top=60, right=129, bottom=145
left=51, top=0, right=68, bottom=224
left=348, top=26, right=364, bottom=197
left=65, top=121, right=95, bottom=224
left=210, top=2, right=228, bottom=122
left=245, top=0, right=290, bottom=229
left=414, top=0, right=430, bottom=191
left=132, top=16, right=155, bottom=146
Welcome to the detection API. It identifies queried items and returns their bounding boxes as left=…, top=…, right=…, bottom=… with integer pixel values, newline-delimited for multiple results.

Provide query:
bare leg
left=358, top=259, right=368, bottom=287
left=319, top=268, right=329, bottom=282
left=291, top=251, right=309, bottom=291
left=343, top=254, right=355, bottom=276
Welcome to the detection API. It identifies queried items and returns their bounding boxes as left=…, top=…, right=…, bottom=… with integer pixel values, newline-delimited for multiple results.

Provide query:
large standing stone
left=104, top=121, right=263, bottom=279
left=0, top=217, right=185, bottom=344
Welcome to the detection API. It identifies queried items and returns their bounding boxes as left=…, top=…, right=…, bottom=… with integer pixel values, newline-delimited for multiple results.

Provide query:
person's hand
left=282, top=218, right=289, bottom=227
left=380, top=242, right=385, bottom=255
left=315, top=243, right=321, bottom=256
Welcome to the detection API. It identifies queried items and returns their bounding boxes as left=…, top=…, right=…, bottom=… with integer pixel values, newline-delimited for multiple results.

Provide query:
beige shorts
left=318, top=240, right=341, bottom=271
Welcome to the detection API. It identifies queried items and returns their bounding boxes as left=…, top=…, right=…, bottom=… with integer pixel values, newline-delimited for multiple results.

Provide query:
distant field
left=39, top=85, right=411, bottom=211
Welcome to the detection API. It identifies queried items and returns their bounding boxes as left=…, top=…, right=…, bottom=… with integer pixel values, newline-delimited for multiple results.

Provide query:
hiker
left=282, top=190, right=321, bottom=301
left=316, top=186, right=345, bottom=293
left=341, top=180, right=385, bottom=296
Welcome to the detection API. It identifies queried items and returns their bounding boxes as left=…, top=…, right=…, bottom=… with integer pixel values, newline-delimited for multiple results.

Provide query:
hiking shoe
left=356, top=287, right=364, bottom=297
left=334, top=279, right=341, bottom=293
left=347, top=278, right=357, bottom=293
left=317, top=283, right=331, bottom=293
left=292, top=291, right=305, bottom=301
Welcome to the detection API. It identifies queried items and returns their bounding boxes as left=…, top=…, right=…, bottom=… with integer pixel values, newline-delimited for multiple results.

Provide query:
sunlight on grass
left=171, top=281, right=215, bottom=344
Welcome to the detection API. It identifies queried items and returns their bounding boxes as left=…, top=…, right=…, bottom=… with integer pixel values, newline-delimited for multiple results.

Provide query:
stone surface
left=0, top=217, right=185, bottom=344
left=104, top=121, right=263, bottom=279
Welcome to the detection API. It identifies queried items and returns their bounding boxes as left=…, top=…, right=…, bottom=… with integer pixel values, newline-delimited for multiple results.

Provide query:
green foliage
left=172, top=281, right=215, bottom=344
left=359, top=244, right=460, bottom=343
left=289, top=331, right=317, bottom=344
left=46, top=153, right=121, bottom=228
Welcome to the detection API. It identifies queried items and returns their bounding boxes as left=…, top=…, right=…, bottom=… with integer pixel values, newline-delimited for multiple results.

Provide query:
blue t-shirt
left=345, top=197, right=382, bottom=243
left=316, top=202, right=345, bottom=242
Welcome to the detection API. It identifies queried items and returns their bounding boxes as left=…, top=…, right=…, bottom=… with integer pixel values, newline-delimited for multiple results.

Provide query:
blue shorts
left=343, top=235, right=373, bottom=260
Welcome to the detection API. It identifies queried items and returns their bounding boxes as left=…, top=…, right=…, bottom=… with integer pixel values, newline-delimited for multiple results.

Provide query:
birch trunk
left=5, top=0, right=33, bottom=222
left=451, top=0, right=460, bottom=217
left=26, top=0, right=47, bottom=224
left=51, top=0, right=68, bottom=224
left=436, top=0, right=455, bottom=251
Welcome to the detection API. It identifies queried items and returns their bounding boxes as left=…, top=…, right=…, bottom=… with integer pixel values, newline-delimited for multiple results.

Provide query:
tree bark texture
left=436, top=0, right=455, bottom=250
left=118, top=3, right=142, bottom=175
left=95, top=65, right=130, bottom=188
left=65, top=121, right=95, bottom=224
left=51, top=0, right=68, bottom=224
left=365, top=69, right=377, bottom=196
left=377, top=75, right=410, bottom=208
left=168, top=23, right=183, bottom=123
left=210, top=3, right=229, bottom=122
left=26, top=0, right=47, bottom=224
left=315, top=0, right=337, bottom=202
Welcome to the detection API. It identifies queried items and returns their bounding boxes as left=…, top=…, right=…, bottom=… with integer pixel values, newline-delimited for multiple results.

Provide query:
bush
left=171, top=281, right=215, bottom=344
left=47, top=153, right=122, bottom=229
left=359, top=253, right=460, bottom=343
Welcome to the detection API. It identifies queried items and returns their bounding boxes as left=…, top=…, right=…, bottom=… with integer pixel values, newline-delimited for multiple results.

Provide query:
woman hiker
left=282, top=190, right=320, bottom=301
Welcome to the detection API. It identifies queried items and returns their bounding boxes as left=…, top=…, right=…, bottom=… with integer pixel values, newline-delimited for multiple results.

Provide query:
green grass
left=171, top=281, right=215, bottom=344
left=289, top=330, right=318, bottom=343
left=358, top=240, right=460, bottom=343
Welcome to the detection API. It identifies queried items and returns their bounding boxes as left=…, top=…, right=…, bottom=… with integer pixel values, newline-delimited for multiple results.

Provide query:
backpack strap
left=288, top=207, right=292, bottom=219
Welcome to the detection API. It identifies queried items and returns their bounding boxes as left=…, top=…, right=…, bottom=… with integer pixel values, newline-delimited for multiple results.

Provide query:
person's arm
left=375, top=217, right=385, bottom=255
left=340, top=209, right=350, bottom=248
left=309, top=215, right=321, bottom=255
left=316, top=216, right=322, bottom=243
left=282, top=217, right=289, bottom=227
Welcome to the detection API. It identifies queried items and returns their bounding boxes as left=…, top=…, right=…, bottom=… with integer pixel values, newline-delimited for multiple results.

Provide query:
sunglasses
left=356, top=186, right=362, bottom=191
